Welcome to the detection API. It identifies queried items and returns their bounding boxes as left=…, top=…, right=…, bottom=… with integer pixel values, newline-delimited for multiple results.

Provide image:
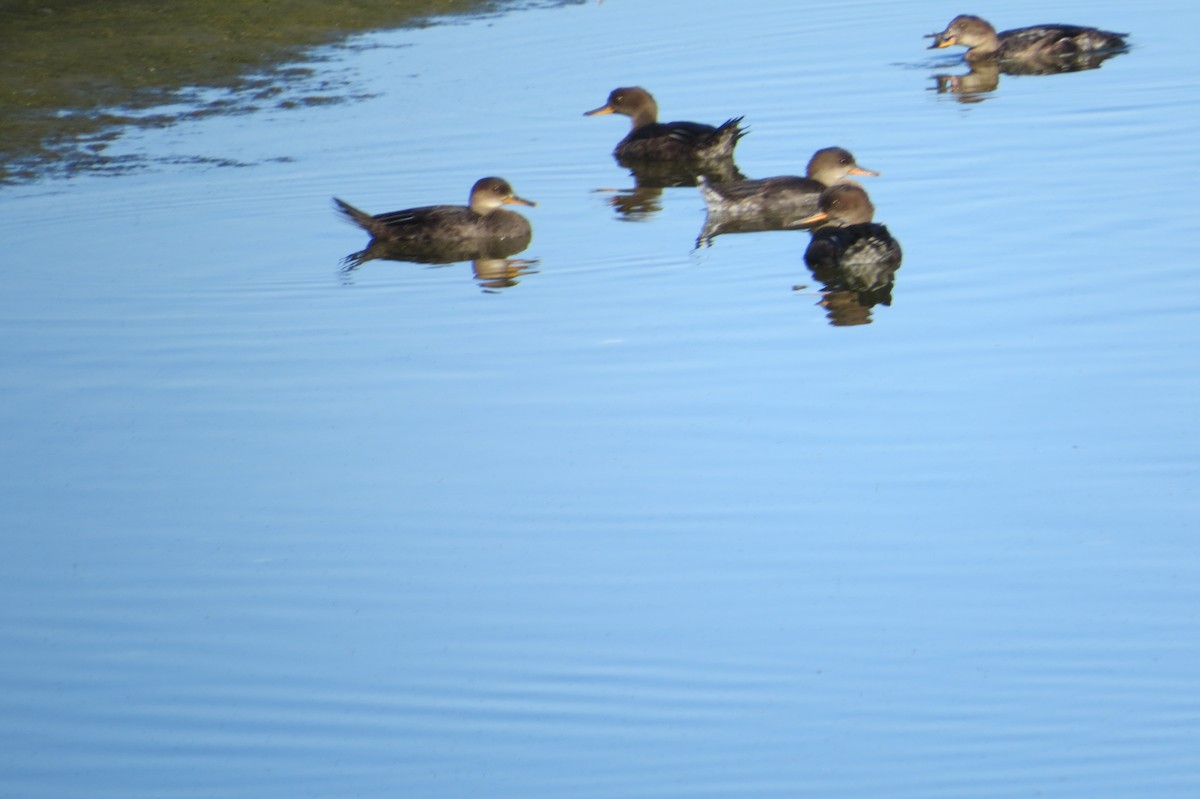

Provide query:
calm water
left=3, top=1, right=1200, bottom=797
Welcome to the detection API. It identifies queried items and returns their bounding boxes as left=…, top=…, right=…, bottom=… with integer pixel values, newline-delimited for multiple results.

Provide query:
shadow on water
left=0, top=0, right=578, bottom=184
left=600, top=158, right=745, bottom=222
left=339, top=239, right=538, bottom=292
left=341, top=252, right=540, bottom=292
left=930, top=50, right=1129, bottom=102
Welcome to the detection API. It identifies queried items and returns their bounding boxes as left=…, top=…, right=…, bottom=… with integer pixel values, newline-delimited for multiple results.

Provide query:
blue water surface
left=2, top=1, right=1199, bottom=798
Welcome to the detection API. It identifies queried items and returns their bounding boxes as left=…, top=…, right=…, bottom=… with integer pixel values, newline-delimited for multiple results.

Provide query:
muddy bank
left=0, top=0, right=566, bottom=183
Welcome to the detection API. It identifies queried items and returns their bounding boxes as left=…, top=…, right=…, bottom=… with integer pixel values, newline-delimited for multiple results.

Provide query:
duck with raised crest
left=584, top=86, right=745, bottom=164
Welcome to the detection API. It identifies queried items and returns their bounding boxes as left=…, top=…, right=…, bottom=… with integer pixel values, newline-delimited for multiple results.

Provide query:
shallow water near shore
left=2, top=1, right=1200, bottom=797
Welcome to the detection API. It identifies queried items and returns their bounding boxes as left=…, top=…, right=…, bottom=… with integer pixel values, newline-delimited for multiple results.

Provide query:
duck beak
left=504, top=195, right=537, bottom=208
left=849, top=165, right=880, bottom=177
left=583, top=104, right=615, bottom=117
left=796, top=210, right=828, bottom=226
left=927, top=32, right=956, bottom=49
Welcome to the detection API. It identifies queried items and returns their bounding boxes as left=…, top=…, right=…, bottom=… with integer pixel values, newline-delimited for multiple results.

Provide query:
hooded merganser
left=334, top=177, right=535, bottom=267
left=584, top=86, right=745, bottom=163
left=698, top=147, right=878, bottom=223
left=334, top=176, right=534, bottom=250
left=798, top=183, right=901, bottom=275
left=927, top=15, right=1128, bottom=63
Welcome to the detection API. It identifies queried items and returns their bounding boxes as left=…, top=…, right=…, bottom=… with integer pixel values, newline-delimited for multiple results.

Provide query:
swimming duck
left=698, top=147, right=878, bottom=222
left=798, top=183, right=901, bottom=275
left=927, top=15, right=1128, bottom=63
left=584, top=86, right=745, bottom=163
left=331, top=175, right=532, bottom=250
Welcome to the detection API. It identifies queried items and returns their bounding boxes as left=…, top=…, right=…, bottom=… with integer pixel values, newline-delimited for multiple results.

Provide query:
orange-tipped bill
left=505, top=194, right=537, bottom=208
left=849, top=165, right=880, bottom=177
left=796, top=210, right=828, bottom=227
left=583, top=104, right=615, bottom=117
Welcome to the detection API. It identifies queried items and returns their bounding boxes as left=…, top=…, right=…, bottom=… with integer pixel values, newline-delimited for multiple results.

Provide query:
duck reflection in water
left=333, top=176, right=537, bottom=288
left=585, top=86, right=747, bottom=220
left=932, top=61, right=1000, bottom=102
left=795, top=183, right=902, bottom=327
left=927, top=14, right=1130, bottom=101
left=694, top=146, right=878, bottom=247
left=604, top=158, right=746, bottom=221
